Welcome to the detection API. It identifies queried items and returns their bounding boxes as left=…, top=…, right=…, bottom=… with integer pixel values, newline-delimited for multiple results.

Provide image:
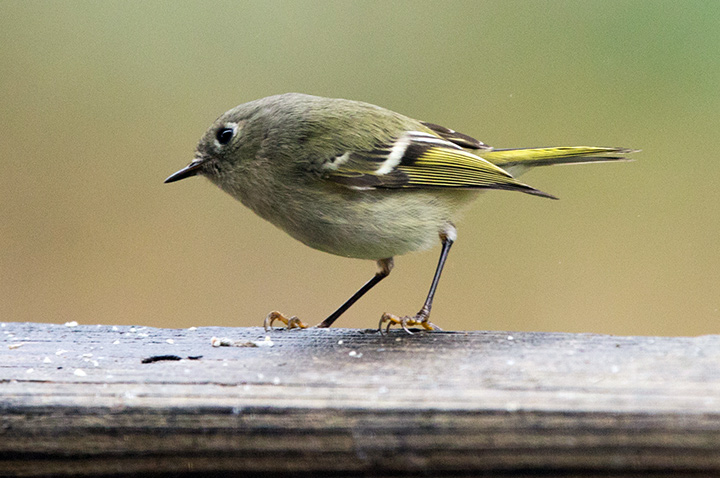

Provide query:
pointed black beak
left=164, top=160, right=205, bottom=183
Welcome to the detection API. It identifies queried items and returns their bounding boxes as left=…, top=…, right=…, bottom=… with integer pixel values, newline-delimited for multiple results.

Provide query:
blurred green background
left=2, top=1, right=718, bottom=336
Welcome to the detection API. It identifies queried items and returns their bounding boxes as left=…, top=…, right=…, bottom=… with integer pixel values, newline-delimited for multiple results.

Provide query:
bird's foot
left=379, top=312, right=442, bottom=335
left=263, top=311, right=309, bottom=331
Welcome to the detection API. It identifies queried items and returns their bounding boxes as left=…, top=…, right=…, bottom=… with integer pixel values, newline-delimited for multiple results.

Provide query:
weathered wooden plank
left=1, top=322, right=720, bottom=476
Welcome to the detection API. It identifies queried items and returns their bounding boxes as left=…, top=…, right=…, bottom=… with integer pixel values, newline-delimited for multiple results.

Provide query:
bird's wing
left=321, top=130, right=555, bottom=199
left=419, top=121, right=491, bottom=150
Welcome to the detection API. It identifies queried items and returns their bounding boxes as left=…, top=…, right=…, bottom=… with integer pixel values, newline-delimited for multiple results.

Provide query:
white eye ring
left=215, top=122, right=239, bottom=146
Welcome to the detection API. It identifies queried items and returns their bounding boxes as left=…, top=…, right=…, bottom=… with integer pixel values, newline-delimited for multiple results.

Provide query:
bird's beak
left=164, top=159, right=205, bottom=183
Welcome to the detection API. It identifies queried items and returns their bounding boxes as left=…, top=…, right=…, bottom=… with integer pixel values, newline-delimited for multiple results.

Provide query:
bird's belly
left=264, top=188, right=479, bottom=260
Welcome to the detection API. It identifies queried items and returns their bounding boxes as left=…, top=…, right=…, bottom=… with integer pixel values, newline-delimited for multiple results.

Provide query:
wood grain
left=1, top=322, right=720, bottom=477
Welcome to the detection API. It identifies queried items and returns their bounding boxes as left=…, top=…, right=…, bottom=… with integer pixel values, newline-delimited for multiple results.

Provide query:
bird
left=165, top=93, right=635, bottom=333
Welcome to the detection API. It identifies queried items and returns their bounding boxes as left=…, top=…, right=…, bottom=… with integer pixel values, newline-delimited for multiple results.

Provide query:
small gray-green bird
left=165, top=93, right=635, bottom=332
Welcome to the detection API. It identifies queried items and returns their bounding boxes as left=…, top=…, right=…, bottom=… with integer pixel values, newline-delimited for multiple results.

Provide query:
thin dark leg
left=316, top=257, right=394, bottom=328
left=416, top=229, right=455, bottom=320
left=378, top=226, right=456, bottom=333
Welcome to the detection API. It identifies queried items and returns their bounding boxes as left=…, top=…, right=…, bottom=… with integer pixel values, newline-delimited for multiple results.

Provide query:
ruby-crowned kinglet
left=166, top=93, right=635, bottom=332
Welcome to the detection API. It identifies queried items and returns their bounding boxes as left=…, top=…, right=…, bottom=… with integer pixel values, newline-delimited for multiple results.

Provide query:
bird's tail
left=481, top=146, right=638, bottom=177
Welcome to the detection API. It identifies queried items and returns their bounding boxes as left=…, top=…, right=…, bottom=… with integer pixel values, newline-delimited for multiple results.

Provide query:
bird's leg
left=315, top=257, right=394, bottom=328
left=380, top=225, right=456, bottom=334
left=263, top=311, right=308, bottom=331
left=264, top=259, right=393, bottom=331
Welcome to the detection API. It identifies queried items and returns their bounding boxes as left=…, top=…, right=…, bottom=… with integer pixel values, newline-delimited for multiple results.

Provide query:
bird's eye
left=216, top=126, right=235, bottom=145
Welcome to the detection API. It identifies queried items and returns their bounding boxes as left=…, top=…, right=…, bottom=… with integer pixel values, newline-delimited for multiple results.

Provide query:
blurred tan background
left=2, top=1, right=718, bottom=336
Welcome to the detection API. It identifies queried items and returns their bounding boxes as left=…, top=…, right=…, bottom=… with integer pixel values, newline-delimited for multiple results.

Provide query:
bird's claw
left=263, top=311, right=309, bottom=331
left=378, top=313, right=442, bottom=335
